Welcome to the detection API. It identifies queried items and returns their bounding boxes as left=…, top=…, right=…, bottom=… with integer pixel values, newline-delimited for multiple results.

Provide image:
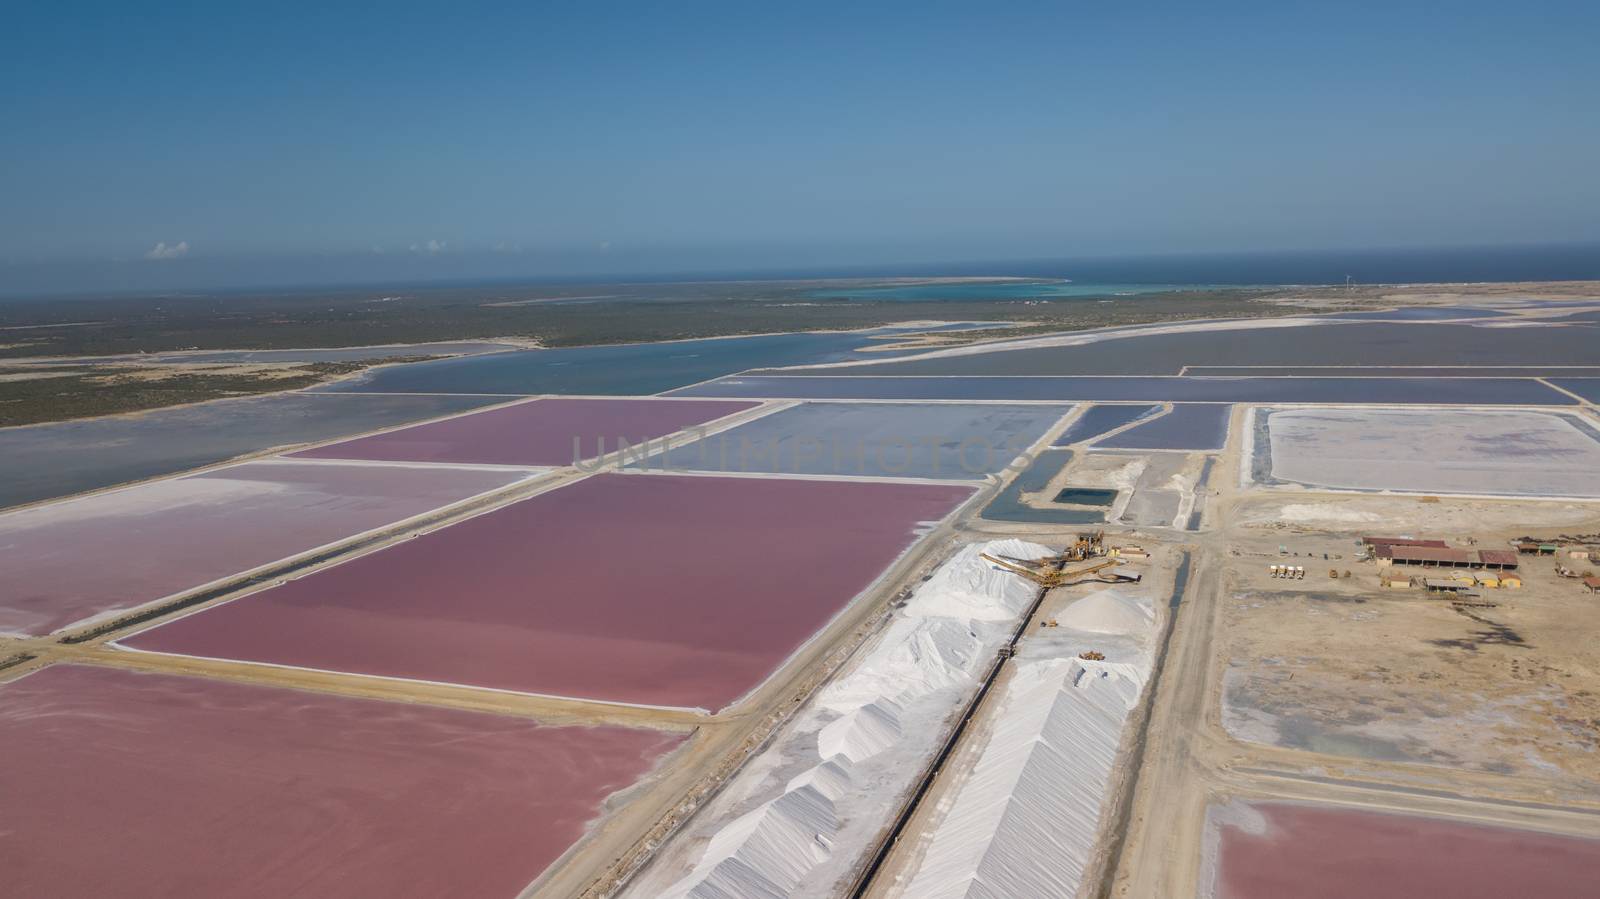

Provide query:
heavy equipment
left=988, top=531, right=1107, bottom=575
left=980, top=552, right=1121, bottom=588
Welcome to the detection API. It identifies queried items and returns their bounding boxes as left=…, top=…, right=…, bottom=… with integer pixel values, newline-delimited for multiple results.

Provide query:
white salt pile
left=898, top=657, right=1149, bottom=899
left=659, top=783, right=839, bottom=899
left=815, top=617, right=982, bottom=713
left=786, top=756, right=854, bottom=801
left=817, top=698, right=903, bottom=763
left=906, top=539, right=1050, bottom=622
left=650, top=539, right=1051, bottom=899
left=1054, top=588, right=1154, bottom=637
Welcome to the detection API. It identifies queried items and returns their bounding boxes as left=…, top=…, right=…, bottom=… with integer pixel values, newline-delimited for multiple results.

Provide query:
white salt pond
left=1256, top=407, right=1600, bottom=498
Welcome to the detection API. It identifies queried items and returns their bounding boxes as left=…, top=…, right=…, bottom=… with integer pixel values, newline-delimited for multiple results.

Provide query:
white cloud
left=409, top=239, right=447, bottom=255
left=145, top=240, right=190, bottom=260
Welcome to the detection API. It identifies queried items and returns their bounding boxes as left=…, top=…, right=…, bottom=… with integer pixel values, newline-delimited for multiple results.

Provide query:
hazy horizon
left=4, top=240, right=1599, bottom=300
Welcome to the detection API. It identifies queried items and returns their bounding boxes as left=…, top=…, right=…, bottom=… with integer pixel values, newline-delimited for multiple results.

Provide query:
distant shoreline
left=8, top=241, right=1599, bottom=300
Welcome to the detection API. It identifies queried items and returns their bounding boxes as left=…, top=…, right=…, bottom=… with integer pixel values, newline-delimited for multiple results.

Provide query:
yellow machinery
left=1069, top=530, right=1106, bottom=561
left=980, top=552, right=1120, bottom=588
left=1004, top=531, right=1106, bottom=571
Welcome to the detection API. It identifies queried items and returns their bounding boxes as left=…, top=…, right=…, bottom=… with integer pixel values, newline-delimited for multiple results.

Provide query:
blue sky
left=3, top=1, right=1598, bottom=291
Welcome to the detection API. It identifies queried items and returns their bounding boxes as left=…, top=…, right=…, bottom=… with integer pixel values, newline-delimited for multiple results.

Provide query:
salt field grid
left=120, top=473, right=976, bottom=712
left=0, top=391, right=506, bottom=511
left=1094, top=403, right=1232, bottom=451
left=0, top=664, right=684, bottom=899
left=288, top=396, right=760, bottom=468
left=0, top=460, right=535, bottom=637
left=670, top=375, right=1575, bottom=405
left=1252, top=407, right=1600, bottom=498
left=629, top=400, right=1071, bottom=480
left=1206, top=801, right=1600, bottom=899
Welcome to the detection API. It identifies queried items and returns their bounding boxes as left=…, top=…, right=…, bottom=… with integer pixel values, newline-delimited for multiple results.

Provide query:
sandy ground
left=1104, top=401, right=1600, bottom=899
left=1218, top=538, right=1600, bottom=789
left=1043, top=448, right=1208, bottom=530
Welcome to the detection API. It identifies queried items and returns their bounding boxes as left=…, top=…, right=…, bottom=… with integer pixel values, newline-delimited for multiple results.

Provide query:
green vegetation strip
left=0, top=652, right=37, bottom=673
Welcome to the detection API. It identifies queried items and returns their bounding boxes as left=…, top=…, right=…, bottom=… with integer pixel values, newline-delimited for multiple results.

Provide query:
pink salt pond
left=288, top=396, right=758, bottom=467
left=0, top=460, right=533, bottom=636
left=0, top=664, right=684, bottom=898
left=1209, top=800, right=1600, bottom=899
left=122, top=473, right=974, bottom=711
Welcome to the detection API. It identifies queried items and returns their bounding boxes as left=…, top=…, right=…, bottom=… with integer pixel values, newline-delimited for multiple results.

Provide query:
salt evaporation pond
left=0, top=392, right=503, bottom=511
left=1551, top=378, right=1600, bottom=402
left=291, top=397, right=757, bottom=467
left=981, top=449, right=1105, bottom=525
left=636, top=401, right=1070, bottom=480
left=1052, top=404, right=1161, bottom=445
left=317, top=324, right=992, bottom=396
left=1095, top=404, right=1232, bottom=450
left=778, top=321, right=1600, bottom=377
left=1256, top=408, right=1600, bottom=497
left=673, top=375, right=1571, bottom=405
left=121, top=473, right=974, bottom=711
left=0, top=460, right=533, bottom=636
left=1207, top=801, right=1600, bottom=899
left=0, top=664, right=683, bottom=898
